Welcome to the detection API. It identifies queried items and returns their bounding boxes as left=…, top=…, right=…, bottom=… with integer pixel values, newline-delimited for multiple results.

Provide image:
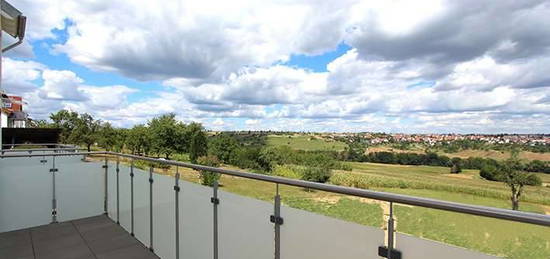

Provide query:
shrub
left=196, top=155, right=221, bottom=186
left=480, top=165, right=499, bottom=181
left=301, top=166, right=332, bottom=183
left=450, top=158, right=462, bottom=174
left=525, top=174, right=542, bottom=186
left=133, top=159, right=171, bottom=170
left=272, top=164, right=303, bottom=179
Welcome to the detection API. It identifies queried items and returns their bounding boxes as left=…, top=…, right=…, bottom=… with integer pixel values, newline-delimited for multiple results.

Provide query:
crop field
left=104, top=156, right=550, bottom=259
left=266, top=134, right=347, bottom=151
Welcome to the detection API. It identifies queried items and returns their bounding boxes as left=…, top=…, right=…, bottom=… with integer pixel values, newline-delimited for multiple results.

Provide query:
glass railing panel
left=56, top=156, right=104, bottom=221
left=131, top=165, right=152, bottom=247
left=0, top=156, right=52, bottom=232
left=280, top=204, right=385, bottom=259
left=152, top=172, right=176, bottom=259
left=217, top=185, right=275, bottom=259
left=116, top=163, right=133, bottom=234
left=394, top=204, right=550, bottom=259
left=279, top=185, right=385, bottom=259
left=395, top=232, right=500, bottom=259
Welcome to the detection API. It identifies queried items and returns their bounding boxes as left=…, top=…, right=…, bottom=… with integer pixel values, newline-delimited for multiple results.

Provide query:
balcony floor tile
left=0, top=215, right=158, bottom=259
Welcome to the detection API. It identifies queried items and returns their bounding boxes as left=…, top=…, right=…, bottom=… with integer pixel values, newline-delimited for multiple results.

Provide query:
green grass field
left=266, top=134, right=347, bottom=151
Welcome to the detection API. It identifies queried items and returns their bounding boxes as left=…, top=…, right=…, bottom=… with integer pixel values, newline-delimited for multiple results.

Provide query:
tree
left=148, top=114, right=180, bottom=159
left=189, top=128, right=208, bottom=163
left=50, top=110, right=80, bottom=142
left=29, top=119, right=52, bottom=128
left=97, top=123, right=119, bottom=151
left=69, top=113, right=101, bottom=151
left=209, top=133, right=239, bottom=163
left=499, top=152, right=539, bottom=210
left=126, top=124, right=151, bottom=155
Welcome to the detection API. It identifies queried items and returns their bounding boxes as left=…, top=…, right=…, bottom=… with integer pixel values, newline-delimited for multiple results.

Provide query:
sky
left=2, top=0, right=550, bottom=133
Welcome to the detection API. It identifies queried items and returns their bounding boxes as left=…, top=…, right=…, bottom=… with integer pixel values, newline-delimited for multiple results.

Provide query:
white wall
left=0, top=111, right=7, bottom=128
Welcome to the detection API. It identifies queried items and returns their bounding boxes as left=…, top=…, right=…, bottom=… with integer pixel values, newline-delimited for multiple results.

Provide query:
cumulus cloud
left=4, top=0, right=550, bottom=132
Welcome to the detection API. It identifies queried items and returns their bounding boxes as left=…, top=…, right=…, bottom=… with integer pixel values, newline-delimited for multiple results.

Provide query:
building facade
left=1, top=94, right=28, bottom=128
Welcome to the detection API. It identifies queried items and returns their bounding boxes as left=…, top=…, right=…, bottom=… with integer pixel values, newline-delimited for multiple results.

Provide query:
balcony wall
left=0, top=154, right=502, bottom=259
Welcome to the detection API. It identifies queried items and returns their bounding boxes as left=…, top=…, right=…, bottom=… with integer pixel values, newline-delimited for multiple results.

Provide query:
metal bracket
left=52, top=210, right=57, bottom=215
left=130, top=172, right=134, bottom=177
left=149, top=178, right=154, bottom=184
left=102, top=165, right=108, bottom=169
left=270, top=215, right=284, bottom=225
left=49, top=168, right=58, bottom=172
left=116, top=168, right=120, bottom=173
left=211, top=197, right=219, bottom=205
left=174, top=186, right=180, bottom=192
left=378, top=246, right=401, bottom=259
left=40, top=159, right=48, bottom=163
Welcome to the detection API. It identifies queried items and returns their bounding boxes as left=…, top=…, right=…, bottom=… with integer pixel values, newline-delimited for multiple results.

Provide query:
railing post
left=149, top=166, right=154, bottom=252
left=130, top=159, right=135, bottom=236
left=174, top=167, right=181, bottom=259
left=378, top=202, right=401, bottom=259
left=271, top=184, right=283, bottom=259
left=50, top=156, right=58, bottom=223
left=116, top=157, right=120, bottom=224
left=211, top=180, right=219, bottom=259
left=103, top=157, right=108, bottom=215
left=387, top=202, right=394, bottom=259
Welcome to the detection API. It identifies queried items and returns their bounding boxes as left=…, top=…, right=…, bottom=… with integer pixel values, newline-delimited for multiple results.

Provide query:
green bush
left=272, top=164, right=304, bottom=179
left=301, top=166, right=332, bottom=183
left=480, top=165, right=499, bottom=181
left=197, top=155, right=221, bottom=186
left=133, top=159, right=171, bottom=170
left=525, top=174, right=543, bottom=186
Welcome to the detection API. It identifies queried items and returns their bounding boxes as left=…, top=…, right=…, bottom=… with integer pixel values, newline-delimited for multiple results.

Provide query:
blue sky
left=3, top=0, right=550, bottom=133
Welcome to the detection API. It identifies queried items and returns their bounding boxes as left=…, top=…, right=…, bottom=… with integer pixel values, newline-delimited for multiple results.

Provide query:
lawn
left=267, top=134, right=347, bottom=151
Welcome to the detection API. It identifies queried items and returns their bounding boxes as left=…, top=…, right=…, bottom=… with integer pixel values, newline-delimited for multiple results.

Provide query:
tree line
left=39, top=110, right=343, bottom=185
left=356, top=151, right=550, bottom=175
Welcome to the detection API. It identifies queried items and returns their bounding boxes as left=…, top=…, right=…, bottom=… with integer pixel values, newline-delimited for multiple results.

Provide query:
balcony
left=1, top=148, right=549, bottom=259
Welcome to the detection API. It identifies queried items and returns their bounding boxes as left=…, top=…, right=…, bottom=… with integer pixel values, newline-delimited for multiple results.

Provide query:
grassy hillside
left=266, top=134, right=347, bottom=151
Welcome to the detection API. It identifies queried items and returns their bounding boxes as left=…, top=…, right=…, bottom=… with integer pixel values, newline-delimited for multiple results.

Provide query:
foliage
left=133, top=159, right=171, bottom=170
left=189, top=128, right=208, bottom=163
left=196, top=155, right=221, bottom=186
left=480, top=165, right=499, bottom=181
left=301, top=166, right=332, bottom=183
left=148, top=114, right=186, bottom=158
left=97, top=123, right=126, bottom=152
left=366, top=151, right=550, bottom=174
left=272, top=164, right=304, bottom=179
left=208, top=133, right=239, bottom=163
left=126, top=124, right=152, bottom=155
left=450, top=157, right=462, bottom=174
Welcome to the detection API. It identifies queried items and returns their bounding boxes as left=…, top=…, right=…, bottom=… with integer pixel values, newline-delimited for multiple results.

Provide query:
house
left=0, top=94, right=28, bottom=128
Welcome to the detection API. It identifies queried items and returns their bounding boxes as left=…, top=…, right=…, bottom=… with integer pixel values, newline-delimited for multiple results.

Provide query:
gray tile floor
left=0, top=215, right=159, bottom=259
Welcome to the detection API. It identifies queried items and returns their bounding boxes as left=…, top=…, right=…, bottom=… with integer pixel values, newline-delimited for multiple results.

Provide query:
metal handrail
left=0, top=147, right=85, bottom=153
left=1, top=150, right=550, bottom=227
left=2, top=143, right=62, bottom=146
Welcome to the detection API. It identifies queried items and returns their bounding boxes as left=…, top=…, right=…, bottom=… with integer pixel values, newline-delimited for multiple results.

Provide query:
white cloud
left=39, top=70, right=87, bottom=101
left=4, top=0, right=550, bottom=132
